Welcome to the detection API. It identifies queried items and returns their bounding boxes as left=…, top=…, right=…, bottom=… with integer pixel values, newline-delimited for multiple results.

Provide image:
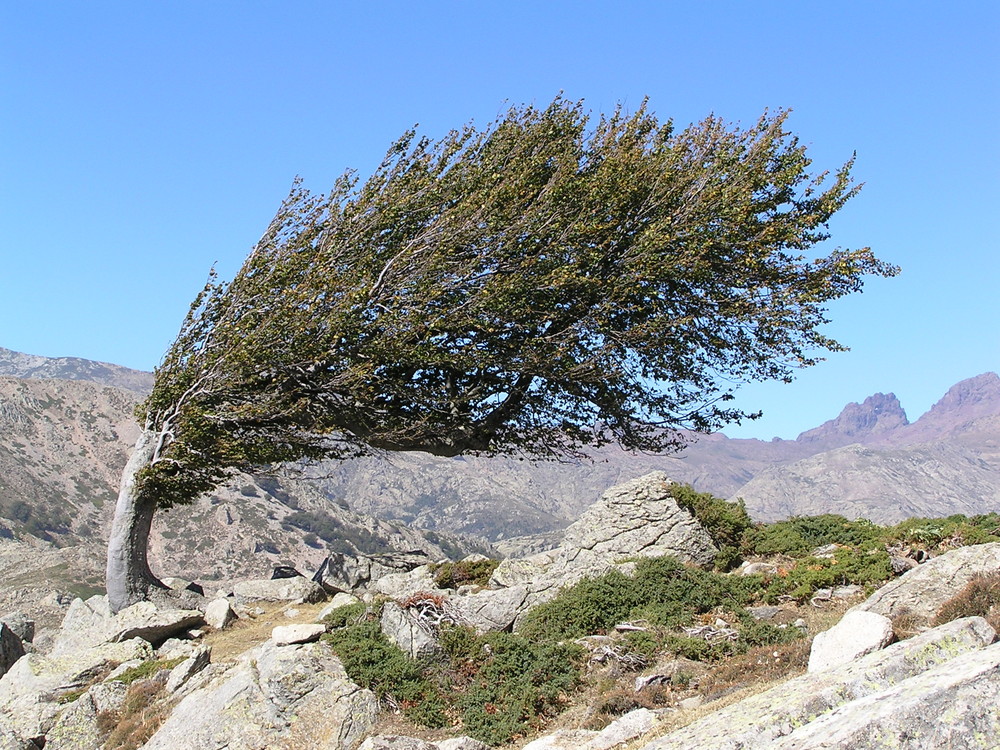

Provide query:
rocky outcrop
left=142, top=638, right=377, bottom=750
left=635, top=616, right=997, bottom=749
left=486, top=472, right=716, bottom=623
left=854, top=541, right=1000, bottom=625
left=797, top=392, right=909, bottom=444
left=314, top=550, right=436, bottom=593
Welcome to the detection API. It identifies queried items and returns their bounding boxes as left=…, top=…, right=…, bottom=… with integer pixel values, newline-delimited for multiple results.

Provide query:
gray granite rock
left=142, top=638, right=376, bottom=750
left=271, top=623, right=326, bottom=646
left=203, top=597, right=236, bottom=630
left=855, top=542, right=1000, bottom=626
left=807, top=610, right=895, bottom=672
left=637, top=616, right=996, bottom=749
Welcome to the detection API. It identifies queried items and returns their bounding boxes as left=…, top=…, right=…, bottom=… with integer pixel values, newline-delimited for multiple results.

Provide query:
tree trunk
left=106, top=430, right=167, bottom=612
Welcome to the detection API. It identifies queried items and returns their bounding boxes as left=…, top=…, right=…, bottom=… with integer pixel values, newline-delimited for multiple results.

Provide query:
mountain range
left=0, top=345, right=998, bottom=587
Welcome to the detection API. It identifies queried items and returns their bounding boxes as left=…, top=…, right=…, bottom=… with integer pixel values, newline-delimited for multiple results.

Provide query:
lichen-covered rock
left=49, top=596, right=112, bottom=656
left=524, top=707, right=657, bottom=750
left=447, top=586, right=530, bottom=633
left=43, top=692, right=101, bottom=750
left=807, top=610, right=895, bottom=672
left=165, top=644, right=211, bottom=693
left=855, top=542, right=1000, bottom=626
left=638, top=616, right=996, bottom=749
left=142, top=638, right=376, bottom=749
left=0, top=637, right=152, bottom=744
left=773, top=641, right=1000, bottom=748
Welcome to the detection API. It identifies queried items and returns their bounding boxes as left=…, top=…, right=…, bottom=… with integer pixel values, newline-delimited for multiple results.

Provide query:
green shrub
left=742, top=514, right=881, bottom=557
left=322, top=601, right=368, bottom=630
left=668, top=484, right=753, bottom=569
left=765, top=547, right=892, bottom=602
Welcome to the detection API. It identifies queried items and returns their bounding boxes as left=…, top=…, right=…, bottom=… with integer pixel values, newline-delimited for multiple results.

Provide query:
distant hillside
left=1, top=346, right=998, bottom=559
left=0, top=346, right=154, bottom=392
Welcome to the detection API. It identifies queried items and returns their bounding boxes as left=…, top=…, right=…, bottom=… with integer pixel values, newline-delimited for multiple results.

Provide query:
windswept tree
left=106, top=98, right=897, bottom=611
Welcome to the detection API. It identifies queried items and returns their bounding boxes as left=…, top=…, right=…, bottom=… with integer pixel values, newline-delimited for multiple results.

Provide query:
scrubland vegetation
left=321, top=487, right=1000, bottom=745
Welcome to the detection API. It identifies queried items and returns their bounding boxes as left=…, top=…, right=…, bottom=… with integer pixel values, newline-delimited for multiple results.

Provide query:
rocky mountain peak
left=796, top=392, right=909, bottom=445
left=922, top=372, right=1000, bottom=420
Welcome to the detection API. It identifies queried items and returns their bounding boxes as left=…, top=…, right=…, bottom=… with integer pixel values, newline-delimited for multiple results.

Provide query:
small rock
left=679, top=696, right=704, bottom=710
left=437, top=738, right=492, bottom=750
left=794, top=618, right=808, bottom=630
left=272, top=623, right=327, bottom=646
left=890, top=555, right=918, bottom=575
left=358, top=737, right=436, bottom=750
left=203, top=598, right=236, bottom=630
left=808, top=610, right=895, bottom=672
left=283, top=608, right=300, bottom=619
left=832, top=584, right=865, bottom=599
left=747, top=605, right=781, bottom=620
left=233, top=578, right=326, bottom=606
left=165, top=645, right=211, bottom=693
left=810, top=543, right=840, bottom=558
left=741, top=562, right=778, bottom=576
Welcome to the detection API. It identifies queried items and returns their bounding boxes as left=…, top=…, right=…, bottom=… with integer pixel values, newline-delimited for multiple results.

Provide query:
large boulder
left=0, top=637, right=152, bottom=744
left=637, top=616, right=997, bottom=749
left=853, top=541, right=1000, bottom=626
left=488, top=472, right=716, bottom=622
left=141, top=638, right=377, bottom=749
left=109, top=600, right=204, bottom=645
left=314, top=551, right=435, bottom=593
left=0, top=623, right=25, bottom=679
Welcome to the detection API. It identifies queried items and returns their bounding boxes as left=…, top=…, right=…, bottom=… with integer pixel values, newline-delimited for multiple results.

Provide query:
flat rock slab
left=774, top=640, right=1000, bottom=748
left=855, top=542, right=1000, bottom=625
left=110, top=601, right=205, bottom=645
left=639, top=616, right=996, bottom=749
left=272, top=623, right=327, bottom=646
left=807, top=610, right=894, bottom=672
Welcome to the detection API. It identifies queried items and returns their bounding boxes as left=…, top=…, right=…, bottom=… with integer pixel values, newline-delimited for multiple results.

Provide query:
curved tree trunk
left=106, top=430, right=167, bottom=612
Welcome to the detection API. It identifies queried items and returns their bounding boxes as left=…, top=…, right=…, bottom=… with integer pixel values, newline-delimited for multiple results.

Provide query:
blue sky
left=2, top=2, right=997, bottom=440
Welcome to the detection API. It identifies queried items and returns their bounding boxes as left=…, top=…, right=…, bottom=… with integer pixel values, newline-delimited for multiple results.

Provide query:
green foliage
left=322, top=601, right=367, bottom=630
left=323, top=621, right=443, bottom=725
left=886, top=514, right=1000, bottom=549
left=110, top=658, right=184, bottom=685
left=133, top=96, right=895, bottom=510
left=742, top=514, right=882, bottom=557
left=764, top=547, right=893, bottom=602
left=431, top=559, right=501, bottom=589
left=518, top=556, right=759, bottom=642
left=456, top=633, right=583, bottom=745
left=325, top=619, right=582, bottom=744
left=668, top=484, right=753, bottom=570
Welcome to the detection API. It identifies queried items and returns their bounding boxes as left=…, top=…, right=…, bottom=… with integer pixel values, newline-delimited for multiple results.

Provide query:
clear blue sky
left=2, top=2, right=997, bottom=439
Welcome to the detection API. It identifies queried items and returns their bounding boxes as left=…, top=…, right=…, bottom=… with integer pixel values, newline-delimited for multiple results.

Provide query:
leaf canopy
left=137, top=97, right=897, bottom=508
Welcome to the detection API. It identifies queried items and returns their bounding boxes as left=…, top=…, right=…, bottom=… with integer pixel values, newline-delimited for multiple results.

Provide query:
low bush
left=668, top=484, right=754, bottom=570
left=932, top=572, right=1000, bottom=631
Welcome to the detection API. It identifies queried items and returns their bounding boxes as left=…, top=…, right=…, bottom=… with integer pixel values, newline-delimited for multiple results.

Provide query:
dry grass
left=201, top=599, right=330, bottom=662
